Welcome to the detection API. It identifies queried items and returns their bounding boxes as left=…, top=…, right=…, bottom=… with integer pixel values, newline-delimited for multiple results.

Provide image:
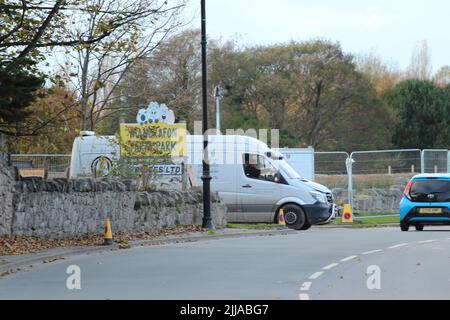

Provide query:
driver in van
left=244, top=154, right=261, bottom=179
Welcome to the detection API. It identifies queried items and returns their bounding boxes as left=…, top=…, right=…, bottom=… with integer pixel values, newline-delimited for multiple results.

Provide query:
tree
left=355, top=51, right=401, bottom=93
left=101, top=29, right=205, bottom=134
left=134, top=29, right=203, bottom=130
left=389, top=79, right=449, bottom=149
left=56, top=0, right=186, bottom=131
left=0, top=0, right=185, bottom=141
left=286, top=41, right=362, bottom=148
left=0, top=58, right=45, bottom=136
left=212, top=40, right=392, bottom=149
left=433, top=66, right=450, bottom=88
left=1, top=0, right=183, bottom=64
left=209, top=41, right=261, bottom=129
left=0, top=0, right=66, bottom=64
left=406, top=40, right=433, bottom=81
left=6, top=84, right=80, bottom=153
left=1, top=1, right=67, bottom=142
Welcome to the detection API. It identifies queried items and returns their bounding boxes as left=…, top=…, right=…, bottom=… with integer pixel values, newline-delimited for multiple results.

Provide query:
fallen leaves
left=0, top=225, right=205, bottom=256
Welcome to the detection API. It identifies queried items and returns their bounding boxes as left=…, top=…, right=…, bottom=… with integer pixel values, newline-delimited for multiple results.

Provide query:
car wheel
left=400, top=222, right=409, bottom=232
left=301, top=222, right=312, bottom=230
left=415, top=224, right=424, bottom=231
left=281, top=204, right=307, bottom=230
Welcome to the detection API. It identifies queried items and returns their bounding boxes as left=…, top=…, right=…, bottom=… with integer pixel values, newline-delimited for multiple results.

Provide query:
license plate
left=419, top=208, right=442, bottom=214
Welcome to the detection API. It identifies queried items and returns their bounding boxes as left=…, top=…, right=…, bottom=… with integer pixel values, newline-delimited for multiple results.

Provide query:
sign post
left=119, top=102, right=187, bottom=190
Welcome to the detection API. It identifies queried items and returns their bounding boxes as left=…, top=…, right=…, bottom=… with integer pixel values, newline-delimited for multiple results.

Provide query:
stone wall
left=353, top=186, right=403, bottom=213
left=0, top=154, right=227, bottom=237
left=0, top=153, right=15, bottom=235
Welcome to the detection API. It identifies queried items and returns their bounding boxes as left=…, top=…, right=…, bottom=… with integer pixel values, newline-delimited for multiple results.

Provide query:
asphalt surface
left=1, top=226, right=450, bottom=300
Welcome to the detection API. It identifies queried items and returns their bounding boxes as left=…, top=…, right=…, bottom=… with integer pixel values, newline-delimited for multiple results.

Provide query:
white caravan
left=69, top=133, right=335, bottom=229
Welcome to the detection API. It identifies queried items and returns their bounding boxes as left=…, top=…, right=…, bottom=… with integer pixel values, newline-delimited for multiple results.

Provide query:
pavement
left=1, top=225, right=450, bottom=300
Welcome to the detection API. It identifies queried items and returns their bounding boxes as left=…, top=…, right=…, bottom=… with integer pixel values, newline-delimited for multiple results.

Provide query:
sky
left=184, top=0, right=449, bottom=72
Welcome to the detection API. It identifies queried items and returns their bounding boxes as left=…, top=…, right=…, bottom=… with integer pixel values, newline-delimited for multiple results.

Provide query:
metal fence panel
left=422, top=149, right=449, bottom=173
left=350, top=149, right=422, bottom=214
left=10, top=154, right=71, bottom=179
left=448, top=151, right=450, bottom=173
left=314, top=152, right=349, bottom=211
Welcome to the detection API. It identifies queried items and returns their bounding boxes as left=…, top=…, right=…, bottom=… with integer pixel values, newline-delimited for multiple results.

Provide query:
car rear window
left=410, top=180, right=450, bottom=202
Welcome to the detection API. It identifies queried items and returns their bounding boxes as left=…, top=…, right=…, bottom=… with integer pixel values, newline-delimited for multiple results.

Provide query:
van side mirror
left=265, top=151, right=283, bottom=160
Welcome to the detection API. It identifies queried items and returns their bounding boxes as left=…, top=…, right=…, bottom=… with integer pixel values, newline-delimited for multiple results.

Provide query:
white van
left=69, top=133, right=335, bottom=229
left=69, top=132, right=119, bottom=178
left=186, top=135, right=334, bottom=229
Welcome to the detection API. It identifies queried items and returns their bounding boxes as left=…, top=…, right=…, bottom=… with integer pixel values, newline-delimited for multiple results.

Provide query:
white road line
left=308, top=272, right=323, bottom=280
left=300, top=282, right=312, bottom=291
left=362, top=249, right=382, bottom=255
left=322, top=263, right=339, bottom=270
left=417, top=240, right=436, bottom=244
left=340, top=255, right=357, bottom=262
left=388, top=243, right=408, bottom=249
left=299, top=293, right=310, bottom=300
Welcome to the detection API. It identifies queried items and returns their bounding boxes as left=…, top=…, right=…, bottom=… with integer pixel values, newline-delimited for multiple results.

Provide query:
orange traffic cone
left=103, top=218, right=114, bottom=245
left=278, top=209, right=286, bottom=225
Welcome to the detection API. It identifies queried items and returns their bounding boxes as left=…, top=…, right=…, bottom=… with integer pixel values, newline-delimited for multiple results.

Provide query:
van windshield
left=276, top=159, right=301, bottom=179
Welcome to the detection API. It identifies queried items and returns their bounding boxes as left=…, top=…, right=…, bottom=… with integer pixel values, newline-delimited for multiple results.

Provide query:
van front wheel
left=281, top=204, right=307, bottom=230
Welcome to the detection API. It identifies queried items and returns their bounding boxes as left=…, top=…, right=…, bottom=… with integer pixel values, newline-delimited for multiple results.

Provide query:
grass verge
left=355, top=212, right=398, bottom=217
left=332, top=215, right=399, bottom=227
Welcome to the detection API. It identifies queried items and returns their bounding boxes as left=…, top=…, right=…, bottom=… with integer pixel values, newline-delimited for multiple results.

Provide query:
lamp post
left=214, top=85, right=222, bottom=133
left=200, top=0, right=214, bottom=230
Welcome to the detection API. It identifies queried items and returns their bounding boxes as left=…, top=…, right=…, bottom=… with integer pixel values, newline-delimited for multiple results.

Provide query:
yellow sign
left=119, top=123, right=187, bottom=157
left=342, top=204, right=353, bottom=223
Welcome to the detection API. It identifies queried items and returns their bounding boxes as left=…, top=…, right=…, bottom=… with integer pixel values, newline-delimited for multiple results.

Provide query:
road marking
left=417, top=240, right=437, bottom=244
left=340, top=255, right=357, bottom=262
left=300, top=282, right=312, bottom=291
left=300, top=239, right=446, bottom=301
left=323, top=263, right=339, bottom=270
left=388, top=243, right=408, bottom=249
left=308, top=272, right=323, bottom=280
left=362, top=249, right=382, bottom=255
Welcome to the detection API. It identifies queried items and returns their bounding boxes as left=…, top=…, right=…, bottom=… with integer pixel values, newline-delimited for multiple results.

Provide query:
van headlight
left=309, top=191, right=327, bottom=203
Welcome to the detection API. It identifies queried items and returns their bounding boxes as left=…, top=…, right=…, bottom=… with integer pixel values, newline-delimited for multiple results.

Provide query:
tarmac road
left=1, top=226, right=450, bottom=300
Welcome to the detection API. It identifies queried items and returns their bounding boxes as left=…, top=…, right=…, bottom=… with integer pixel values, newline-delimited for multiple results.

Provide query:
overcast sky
left=184, top=0, right=449, bottom=72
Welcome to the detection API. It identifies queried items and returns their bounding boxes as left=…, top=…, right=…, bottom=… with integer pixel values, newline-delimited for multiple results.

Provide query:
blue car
left=400, top=174, right=450, bottom=231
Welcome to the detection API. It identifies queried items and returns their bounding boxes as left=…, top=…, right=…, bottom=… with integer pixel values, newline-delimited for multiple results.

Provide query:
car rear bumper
left=401, top=207, right=450, bottom=224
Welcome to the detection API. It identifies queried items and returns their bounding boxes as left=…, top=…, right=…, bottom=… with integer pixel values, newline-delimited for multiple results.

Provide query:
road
left=1, top=226, right=450, bottom=300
